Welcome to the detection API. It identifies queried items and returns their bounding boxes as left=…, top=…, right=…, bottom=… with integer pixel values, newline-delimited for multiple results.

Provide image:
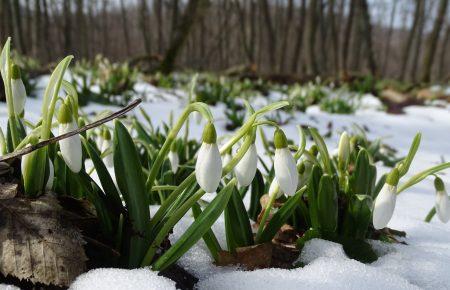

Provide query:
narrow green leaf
left=317, top=174, right=338, bottom=235
left=192, top=202, right=221, bottom=261
left=397, top=162, right=450, bottom=194
left=248, top=169, right=265, bottom=221
left=309, top=127, right=333, bottom=175
left=113, top=120, right=150, bottom=268
left=398, top=133, right=421, bottom=177
left=152, top=179, right=236, bottom=271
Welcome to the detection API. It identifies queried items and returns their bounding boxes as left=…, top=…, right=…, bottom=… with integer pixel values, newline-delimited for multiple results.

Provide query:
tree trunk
left=120, top=0, right=131, bottom=55
left=399, top=0, right=423, bottom=80
left=421, top=0, right=449, bottom=83
left=410, top=1, right=426, bottom=82
left=381, top=1, right=397, bottom=75
left=318, top=0, right=328, bottom=75
left=259, top=0, right=277, bottom=70
left=305, top=0, right=319, bottom=76
left=341, top=0, right=355, bottom=76
left=33, top=0, right=42, bottom=58
left=155, top=0, right=164, bottom=54
left=278, top=0, right=294, bottom=72
left=42, top=0, right=51, bottom=61
left=358, top=0, right=377, bottom=75
left=140, top=0, right=152, bottom=55
left=291, top=0, right=307, bottom=74
left=328, top=0, right=339, bottom=76
left=159, top=0, right=210, bottom=74
left=11, top=0, right=27, bottom=54
left=234, top=0, right=254, bottom=63
left=438, top=26, right=450, bottom=79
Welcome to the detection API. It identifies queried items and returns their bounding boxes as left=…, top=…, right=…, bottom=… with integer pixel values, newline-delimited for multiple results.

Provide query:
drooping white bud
left=234, top=143, right=258, bottom=187
left=273, top=129, right=298, bottom=196
left=11, top=64, right=26, bottom=115
left=434, top=177, right=450, bottom=223
left=372, top=168, right=399, bottom=229
left=195, top=123, right=222, bottom=193
left=268, top=177, right=283, bottom=199
left=338, top=131, right=350, bottom=170
left=58, top=103, right=82, bottom=173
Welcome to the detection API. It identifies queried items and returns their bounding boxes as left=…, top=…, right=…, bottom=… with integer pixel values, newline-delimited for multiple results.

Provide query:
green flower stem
left=145, top=102, right=213, bottom=192
left=397, top=162, right=450, bottom=194
left=152, top=185, right=178, bottom=191
left=424, top=207, right=436, bottom=222
left=255, top=191, right=277, bottom=243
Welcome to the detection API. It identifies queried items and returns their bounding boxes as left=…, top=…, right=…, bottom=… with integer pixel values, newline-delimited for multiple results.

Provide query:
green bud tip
left=298, top=162, right=305, bottom=175
left=386, top=168, right=400, bottom=186
left=11, top=64, right=21, bottom=80
left=434, top=177, right=445, bottom=192
left=202, top=122, right=217, bottom=144
left=225, top=147, right=232, bottom=155
left=102, top=128, right=111, bottom=140
left=57, top=103, right=73, bottom=124
left=274, top=129, right=288, bottom=149
left=310, top=145, right=318, bottom=156
left=170, top=141, right=177, bottom=152
left=78, top=117, right=86, bottom=127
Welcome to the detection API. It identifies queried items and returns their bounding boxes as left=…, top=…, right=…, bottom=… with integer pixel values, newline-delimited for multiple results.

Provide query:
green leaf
left=224, top=187, right=254, bottom=252
left=22, top=148, right=47, bottom=197
left=152, top=179, right=236, bottom=271
left=192, top=202, right=221, bottom=262
left=248, top=169, right=265, bottom=221
left=309, top=127, right=333, bottom=175
left=335, top=236, right=378, bottom=263
left=113, top=120, right=150, bottom=268
left=397, top=162, right=450, bottom=194
left=307, top=165, right=322, bottom=229
left=317, top=174, right=338, bottom=235
left=342, top=194, right=373, bottom=239
left=296, top=228, right=321, bottom=249
left=82, top=137, right=124, bottom=215
left=259, top=187, right=307, bottom=243
left=350, top=149, right=376, bottom=197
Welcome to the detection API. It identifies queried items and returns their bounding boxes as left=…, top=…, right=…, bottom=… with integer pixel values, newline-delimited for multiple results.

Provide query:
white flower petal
left=234, top=144, right=258, bottom=187
left=59, top=121, right=82, bottom=173
left=372, top=184, right=397, bottom=229
left=195, top=143, right=222, bottom=193
left=274, top=148, right=298, bottom=196
left=435, top=190, right=450, bottom=223
left=268, top=177, right=283, bottom=199
left=168, top=151, right=179, bottom=173
left=46, top=159, right=54, bottom=190
left=11, top=79, right=26, bottom=115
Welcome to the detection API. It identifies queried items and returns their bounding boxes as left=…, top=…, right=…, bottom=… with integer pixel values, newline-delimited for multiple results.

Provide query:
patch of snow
left=69, top=268, right=176, bottom=290
left=0, top=285, right=20, bottom=290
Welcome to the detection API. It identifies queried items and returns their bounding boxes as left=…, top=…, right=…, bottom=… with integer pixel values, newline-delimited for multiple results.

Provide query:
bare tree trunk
left=25, top=0, right=32, bottom=51
left=328, top=0, right=339, bottom=76
left=305, top=0, right=319, bottom=75
left=250, top=0, right=257, bottom=63
left=438, top=26, right=450, bottom=79
left=160, top=0, right=210, bottom=74
left=76, top=0, right=88, bottom=58
left=120, top=0, right=131, bottom=56
left=349, top=3, right=362, bottom=72
left=33, top=0, right=42, bottom=58
left=381, top=1, right=397, bottom=75
left=155, top=0, right=164, bottom=54
left=410, top=1, right=426, bottom=82
left=318, top=0, right=328, bottom=75
left=259, top=0, right=276, bottom=69
left=291, top=0, right=306, bottom=73
left=63, top=0, right=72, bottom=54
left=399, top=0, right=423, bottom=80
left=171, top=0, right=180, bottom=40
left=42, top=0, right=51, bottom=61
left=358, top=0, right=377, bottom=75
left=140, top=0, right=152, bottom=55
left=11, top=0, right=27, bottom=53
left=421, top=0, right=449, bottom=83
left=278, top=0, right=294, bottom=72
left=341, top=0, right=355, bottom=75
left=234, top=0, right=253, bottom=63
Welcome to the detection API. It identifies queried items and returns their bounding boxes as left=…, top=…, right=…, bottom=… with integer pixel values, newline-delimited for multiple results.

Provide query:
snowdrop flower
left=11, top=64, right=26, bottom=116
left=372, top=168, right=399, bottom=229
left=234, top=143, right=258, bottom=187
left=168, top=142, right=179, bottom=174
left=58, top=102, right=82, bottom=173
left=46, top=159, right=54, bottom=191
left=268, top=177, right=282, bottom=199
left=274, top=129, right=298, bottom=196
left=338, top=131, right=350, bottom=170
left=195, top=122, right=222, bottom=193
left=222, top=148, right=232, bottom=166
left=101, top=128, right=114, bottom=168
left=434, top=177, right=450, bottom=223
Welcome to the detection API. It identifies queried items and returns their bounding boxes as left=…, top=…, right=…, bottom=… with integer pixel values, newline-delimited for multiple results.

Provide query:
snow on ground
left=2, top=79, right=450, bottom=289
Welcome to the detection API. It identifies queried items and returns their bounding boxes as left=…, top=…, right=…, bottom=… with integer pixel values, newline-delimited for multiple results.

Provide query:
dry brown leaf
left=0, top=193, right=87, bottom=287
left=216, top=243, right=273, bottom=270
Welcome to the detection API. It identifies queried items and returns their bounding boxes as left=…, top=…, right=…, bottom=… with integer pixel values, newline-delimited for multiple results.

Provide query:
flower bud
left=58, top=103, right=82, bottom=173
left=268, top=177, right=283, bottom=199
left=11, top=64, right=26, bottom=116
left=168, top=142, right=179, bottom=173
left=274, top=129, right=298, bottom=196
left=372, top=168, right=399, bottom=229
left=101, top=128, right=113, bottom=168
left=434, top=177, right=450, bottom=223
left=195, top=123, right=222, bottom=193
left=235, top=143, right=258, bottom=187
left=338, top=131, right=350, bottom=170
